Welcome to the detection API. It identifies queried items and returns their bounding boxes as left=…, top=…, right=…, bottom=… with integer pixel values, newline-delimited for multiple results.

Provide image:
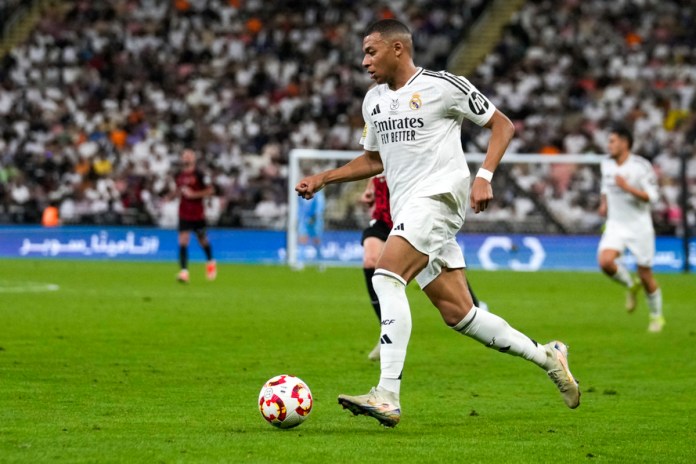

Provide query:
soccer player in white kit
left=598, top=126, right=664, bottom=333
left=295, top=19, right=580, bottom=427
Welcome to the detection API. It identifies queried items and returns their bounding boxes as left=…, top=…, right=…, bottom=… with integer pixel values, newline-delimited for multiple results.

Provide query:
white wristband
left=476, top=168, right=493, bottom=182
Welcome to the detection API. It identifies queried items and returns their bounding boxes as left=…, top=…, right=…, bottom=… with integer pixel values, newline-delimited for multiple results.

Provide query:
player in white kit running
left=295, top=19, right=580, bottom=427
left=598, top=126, right=664, bottom=333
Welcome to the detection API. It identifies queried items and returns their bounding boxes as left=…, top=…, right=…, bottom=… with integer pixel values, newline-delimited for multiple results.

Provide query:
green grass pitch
left=1, top=259, right=694, bottom=463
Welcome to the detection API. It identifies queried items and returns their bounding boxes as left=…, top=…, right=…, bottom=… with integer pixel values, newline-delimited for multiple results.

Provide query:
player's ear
left=393, top=40, right=403, bottom=57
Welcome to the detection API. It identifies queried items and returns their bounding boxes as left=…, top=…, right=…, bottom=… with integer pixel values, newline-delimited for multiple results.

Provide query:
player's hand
left=295, top=175, right=325, bottom=200
left=470, top=177, right=493, bottom=214
left=181, top=186, right=194, bottom=198
left=615, top=175, right=629, bottom=191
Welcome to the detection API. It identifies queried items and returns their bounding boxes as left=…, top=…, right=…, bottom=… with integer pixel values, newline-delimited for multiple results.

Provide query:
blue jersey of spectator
left=297, top=190, right=325, bottom=241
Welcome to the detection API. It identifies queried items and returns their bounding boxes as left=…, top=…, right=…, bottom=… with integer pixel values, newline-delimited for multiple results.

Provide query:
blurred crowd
left=0, top=0, right=481, bottom=229
left=0, top=0, right=694, bottom=235
left=463, top=0, right=696, bottom=234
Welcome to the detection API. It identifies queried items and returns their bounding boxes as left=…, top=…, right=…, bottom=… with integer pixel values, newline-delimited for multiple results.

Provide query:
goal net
left=286, top=149, right=604, bottom=267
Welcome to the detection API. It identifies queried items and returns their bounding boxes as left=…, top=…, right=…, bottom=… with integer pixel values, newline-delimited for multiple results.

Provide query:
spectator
left=0, top=0, right=693, bottom=235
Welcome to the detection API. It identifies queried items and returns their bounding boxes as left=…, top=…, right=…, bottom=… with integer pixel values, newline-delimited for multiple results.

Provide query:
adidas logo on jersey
left=393, top=223, right=404, bottom=231
left=371, top=104, right=381, bottom=116
left=380, top=334, right=393, bottom=345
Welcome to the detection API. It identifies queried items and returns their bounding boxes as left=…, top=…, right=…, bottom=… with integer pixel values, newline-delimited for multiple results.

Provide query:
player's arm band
left=476, top=168, right=494, bottom=182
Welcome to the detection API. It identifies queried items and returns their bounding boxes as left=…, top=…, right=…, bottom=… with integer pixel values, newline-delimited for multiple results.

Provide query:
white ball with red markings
left=258, top=375, right=313, bottom=429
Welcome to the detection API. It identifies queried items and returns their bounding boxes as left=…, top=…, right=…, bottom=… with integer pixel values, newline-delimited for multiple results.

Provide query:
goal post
left=287, top=149, right=605, bottom=267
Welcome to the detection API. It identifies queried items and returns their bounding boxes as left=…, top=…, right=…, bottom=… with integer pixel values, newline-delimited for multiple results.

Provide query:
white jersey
left=360, top=68, right=496, bottom=217
left=600, top=154, right=658, bottom=231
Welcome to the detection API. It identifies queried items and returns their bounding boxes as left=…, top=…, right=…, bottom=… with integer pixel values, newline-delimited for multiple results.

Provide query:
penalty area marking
left=0, top=281, right=60, bottom=293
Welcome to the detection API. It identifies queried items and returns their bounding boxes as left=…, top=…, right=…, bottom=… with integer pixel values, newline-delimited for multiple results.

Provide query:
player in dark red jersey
left=360, top=176, right=391, bottom=360
left=174, top=149, right=216, bottom=283
left=361, top=176, right=486, bottom=360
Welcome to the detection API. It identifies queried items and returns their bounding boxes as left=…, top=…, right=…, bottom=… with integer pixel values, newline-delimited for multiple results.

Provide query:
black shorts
left=361, top=219, right=391, bottom=245
left=179, top=219, right=207, bottom=233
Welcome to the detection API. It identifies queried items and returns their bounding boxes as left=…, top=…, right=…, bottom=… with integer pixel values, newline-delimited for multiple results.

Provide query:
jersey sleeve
left=443, top=72, right=496, bottom=127
left=639, top=163, right=659, bottom=204
left=360, top=97, right=379, bottom=151
left=600, top=160, right=610, bottom=195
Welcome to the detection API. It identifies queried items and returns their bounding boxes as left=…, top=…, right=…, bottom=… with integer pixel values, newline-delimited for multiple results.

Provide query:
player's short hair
left=364, top=19, right=411, bottom=38
left=364, top=19, right=413, bottom=54
left=610, top=124, right=633, bottom=149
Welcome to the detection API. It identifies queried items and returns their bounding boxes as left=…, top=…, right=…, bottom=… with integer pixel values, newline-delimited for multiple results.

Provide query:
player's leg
left=194, top=226, right=216, bottom=280
left=373, top=234, right=427, bottom=385
left=297, top=229, right=321, bottom=266
left=340, top=194, right=460, bottom=422
left=598, top=248, right=634, bottom=286
left=637, top=266, right=658, bottom=294
left=598, top=245, right=640, bottom=311
left=466, top=277, right=489, bottom=310
left=194, top=228, right=213, bottom=261
left=177, top=230, right=191, bottom=283
left=616, top=229, right=663, bottom=328
left=312, top=237, right=322, bottom=258
left=362, top=234, right=386, bottom=361
left=629, top=232, right=664, bottom=332
left=466, top=279, right=480, bottom=307
left=363, top=237, right=384, bottom=319
left=423, top=265, right=580, bottom=409
left=362, top=221, right=390, bottom=319
left=638, top=266, right=664, bottom=332
left=338, top=235, right=428, bottom=427
left=425, top=267, right=542, bottom=356
left=295, top=234, right=309, bottom=269
left=312, top=217, right=324, bottom=262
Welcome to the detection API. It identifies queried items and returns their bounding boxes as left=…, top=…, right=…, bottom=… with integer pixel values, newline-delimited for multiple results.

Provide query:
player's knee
left=637, top=267, right=655, bottom=286
left=598, top=255, right=614, bottom=272
left=362, top=238, right=383, bottom=268
left=363, top=254, right=379, bottom=268
left=441, top=311, right=465, bottom=327
left=437, top=301, right=470, bottom=326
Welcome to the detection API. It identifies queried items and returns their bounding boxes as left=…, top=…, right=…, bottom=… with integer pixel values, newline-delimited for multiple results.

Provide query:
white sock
left=646, top=288, right=663, bottom=317
left=611, top=263, right=634, bottom=288
left=452, top=306, right=550, bottom=370
left=372, top=269, right=411, bottom=396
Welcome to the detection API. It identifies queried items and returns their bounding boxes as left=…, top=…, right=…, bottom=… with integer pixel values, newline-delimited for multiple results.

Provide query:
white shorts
left=390, top=190, right=467, bottom=289
left=598, top=223, right=655, bottom=267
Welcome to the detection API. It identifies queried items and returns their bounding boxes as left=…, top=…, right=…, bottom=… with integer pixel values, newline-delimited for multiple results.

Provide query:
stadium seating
left=463, top=0, right=696, bottom=234
left=0, top=0, right=693, bottom=235
left=0, top=0, right=482, bottom=227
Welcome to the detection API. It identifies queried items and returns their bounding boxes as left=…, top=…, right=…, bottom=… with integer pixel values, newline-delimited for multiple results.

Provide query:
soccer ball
left=258, top=374, right=313, bottom=429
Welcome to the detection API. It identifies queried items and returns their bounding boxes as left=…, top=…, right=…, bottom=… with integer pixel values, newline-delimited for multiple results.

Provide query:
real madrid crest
left=409, top=93, right=422, bottom=110
left=390, top=98, right=400, bottom=110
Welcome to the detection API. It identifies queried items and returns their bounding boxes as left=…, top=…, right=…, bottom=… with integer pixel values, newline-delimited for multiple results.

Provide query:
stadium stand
left=463, top=0, right=696, bottom=234
left=0, top=0, right=693, bottom=235
left=0, top=0, right=484, bottom=228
